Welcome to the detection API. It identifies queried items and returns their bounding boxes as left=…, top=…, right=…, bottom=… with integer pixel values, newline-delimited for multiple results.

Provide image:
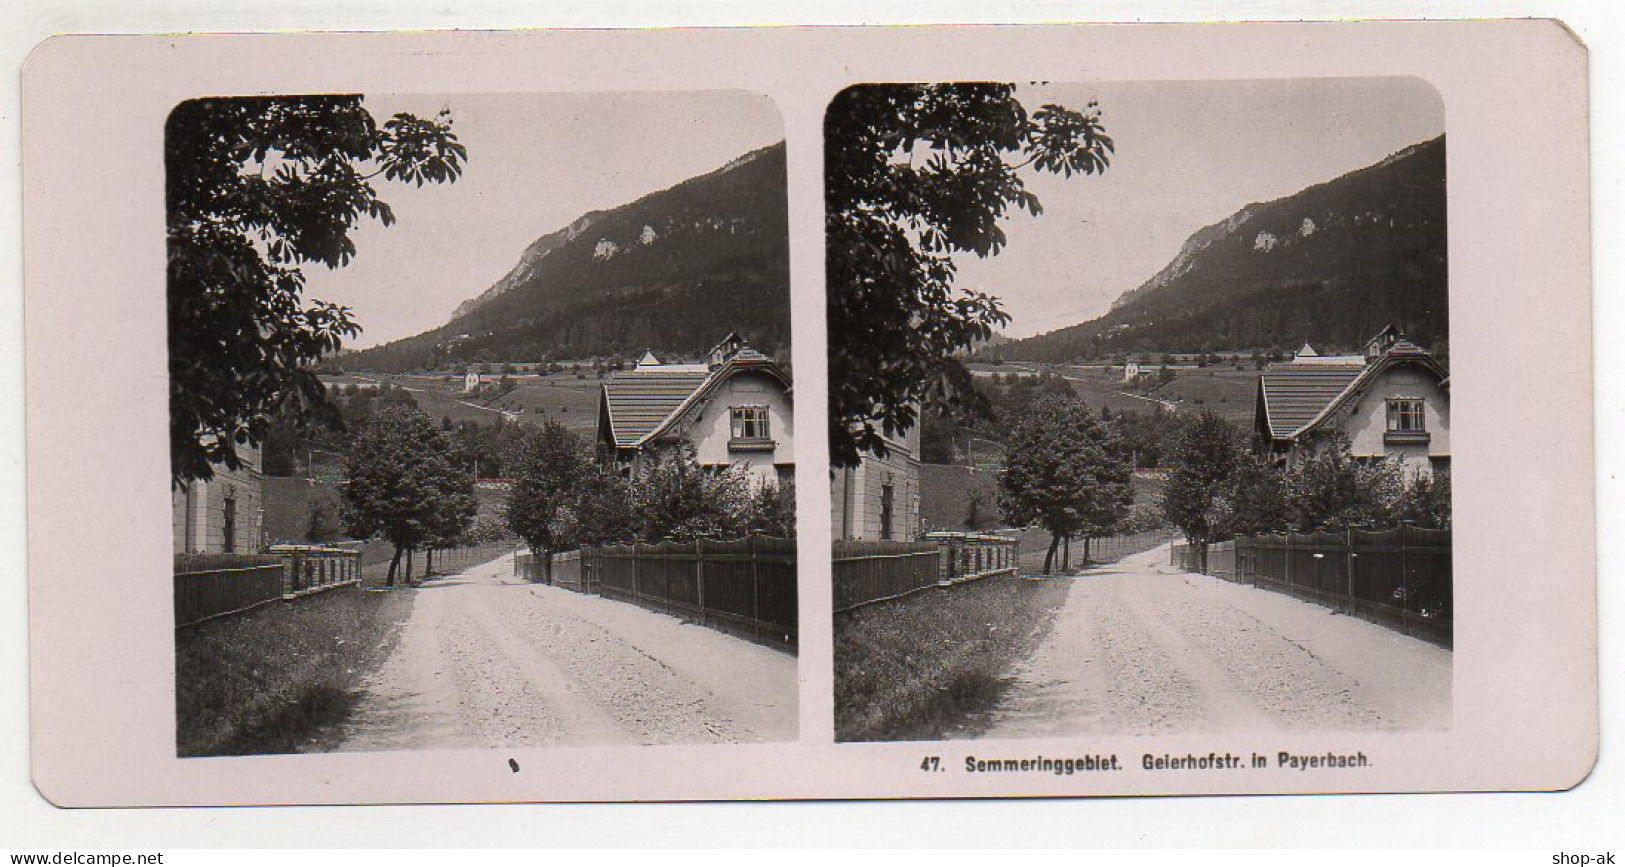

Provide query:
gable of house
left=1256, top=336, right=1449, bottom=472
left=597, top=341, right=794, bottom=486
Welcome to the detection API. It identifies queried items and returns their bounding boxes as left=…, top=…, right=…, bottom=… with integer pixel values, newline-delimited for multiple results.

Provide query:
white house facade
left=597, top=338, right=793, bottom=487
left=172, top=444, right=266, bottom=554
left=1256, top=329, right=1450, bottom=477
left=831, top=420, right=923, bottom=543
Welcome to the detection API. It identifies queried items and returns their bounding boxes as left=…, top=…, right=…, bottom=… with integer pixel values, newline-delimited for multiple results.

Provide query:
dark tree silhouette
left=824, top=83, right=1113, bottom=467
left=504, top=419, right=589, bottom=581
left=167, top=95, right=466, bottom=486
left=1161, top=410, right=1243, bottom=572
left=997, top=396, right=1132, bottom=574
left=341, top=405, right=476, bottom=585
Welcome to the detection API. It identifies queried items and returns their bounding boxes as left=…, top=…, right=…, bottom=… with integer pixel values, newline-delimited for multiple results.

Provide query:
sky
left=952, top=77, right=1446, bottom=338
left=309, top=80, right=1440, bottom=348
left=309, top=90, right=784, bottom=348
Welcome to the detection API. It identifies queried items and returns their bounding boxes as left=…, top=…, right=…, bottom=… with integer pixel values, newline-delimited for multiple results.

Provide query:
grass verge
left=175, top=585, right=414, bottom=756
left=834, top=573, right=1070, bottom=742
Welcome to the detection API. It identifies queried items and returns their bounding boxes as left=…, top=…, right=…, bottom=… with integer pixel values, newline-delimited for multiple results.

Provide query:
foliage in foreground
left=825, top=83, right=1114, bottom=468
left=1161, top=412, right=1453, bottom=567
left=175, top=585, right=412, bottom=756
left=834, top=573, right=1070, bottom=742
left=167, top=95, right=465, bottom=486
left=505, top=430, right=797, bottom=577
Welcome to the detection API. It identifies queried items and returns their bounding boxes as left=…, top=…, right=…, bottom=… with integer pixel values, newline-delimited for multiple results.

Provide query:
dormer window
left=729, top=406, right=773, bottom=451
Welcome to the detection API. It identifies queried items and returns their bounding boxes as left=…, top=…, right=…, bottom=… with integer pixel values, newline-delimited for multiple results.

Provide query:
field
left=1145, top=367, right=1262, bottom=426
left=383, top=373, right=603, bottom=436
left=973, top=361, right=1262, bottom=427
left=920, top=463, right=1166, bottom=536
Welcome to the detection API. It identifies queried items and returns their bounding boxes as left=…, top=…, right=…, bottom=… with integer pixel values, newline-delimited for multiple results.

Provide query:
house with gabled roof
left=1256, top=327, right=1450, bottom=477
left=597, top=338, right=793, bottom=487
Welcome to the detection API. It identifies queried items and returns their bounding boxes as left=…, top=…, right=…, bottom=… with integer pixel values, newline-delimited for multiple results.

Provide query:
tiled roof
left=1258, top=364, right=1365, bottom=438
left=1259, top=338, right=1447, bottom=440
left=1383, top=338, right=1432, bottom=358
left=602, top=369, right=711, bottom=447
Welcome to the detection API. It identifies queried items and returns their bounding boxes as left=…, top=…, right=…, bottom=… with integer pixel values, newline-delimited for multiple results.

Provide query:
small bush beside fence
left=1172, top=527, right=1452, bottom=645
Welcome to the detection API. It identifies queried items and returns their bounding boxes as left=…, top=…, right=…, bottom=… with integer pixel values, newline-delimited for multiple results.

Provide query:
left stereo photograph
left=166, top=91, right=799, bottom=757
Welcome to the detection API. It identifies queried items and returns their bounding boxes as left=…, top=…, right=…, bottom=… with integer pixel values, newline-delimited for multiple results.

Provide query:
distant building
left=832, top=420, right=923, bottom=543
left=1123, top=360, right=1141, bottom=381
left=463, top=370, right=482, bottom=393
left=172, top=444, right=265, bottom=554
left=1256, top=327, right=1450, bottom=476
left=707, top=332, right=746, bottom=367
left=597, top=338, right=793, bottom=487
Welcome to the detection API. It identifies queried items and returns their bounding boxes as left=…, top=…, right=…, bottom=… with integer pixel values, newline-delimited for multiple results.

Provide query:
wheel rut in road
left=974, top=544, right=1448, bottom=739
left=319, top=553, right=795, bottom=752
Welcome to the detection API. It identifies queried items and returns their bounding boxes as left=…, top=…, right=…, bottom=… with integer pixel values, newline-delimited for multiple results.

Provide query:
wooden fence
left=925, top=532, right=1021, bottom=583
left=514, top=549, right=583, bottom=589
left=1171, top=540, right=1237, bottom=581
left=582, top=537, right=797, bottom=649
left=1174, top=528, right=1452, bottom=645
left=175, top=545, right=362, bottom=628
left=832, top=540, right=943, bottom=613
left=1088, top=530, right=1180, bottom=563
left=833, top=533, right=1020, bottom=613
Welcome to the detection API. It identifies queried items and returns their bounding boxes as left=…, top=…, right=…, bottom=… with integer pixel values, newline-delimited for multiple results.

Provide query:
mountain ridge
left=996, top=135, right=1447, bottom=361
left=342, top=141, right=789, bottom=372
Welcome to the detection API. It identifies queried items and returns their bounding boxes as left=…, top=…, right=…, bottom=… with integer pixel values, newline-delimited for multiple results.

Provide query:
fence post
left=1346, top=528, right=1355, bottom=599
left=1399, top=524, right=1411, bottom=615
left=751, top=536, right=761, bottom=643
left=696, top=539, right=706, bottom=620
left=1285, top=533, right=1294, bottom=587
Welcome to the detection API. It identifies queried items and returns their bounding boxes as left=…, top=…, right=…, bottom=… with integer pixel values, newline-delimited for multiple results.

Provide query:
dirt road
left=971, top=544, right=1451, bottom=738
left=323, top=553, right=797, bottom=751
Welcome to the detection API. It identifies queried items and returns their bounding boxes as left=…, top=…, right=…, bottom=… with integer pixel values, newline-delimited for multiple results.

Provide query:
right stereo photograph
left=826, top=78, right=1452, bottom=744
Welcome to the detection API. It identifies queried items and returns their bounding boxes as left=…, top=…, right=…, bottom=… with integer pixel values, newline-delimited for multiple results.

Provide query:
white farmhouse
left=1256, top=326, right=1450, bottom=477
left=172, top=444, right=265, bottom=554
left=597, top=337, right=793, bottom=488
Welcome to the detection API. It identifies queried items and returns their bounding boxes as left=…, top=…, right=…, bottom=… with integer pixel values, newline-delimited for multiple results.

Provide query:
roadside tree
left=341, top=404, right=477, bottom=585
left=825, top=83, right=1114, bottom=468
left=1162, top=410, right=1242, bottom=571
left=750, top=477, right=797, bottom=538
left=167, top=96, right=466, bottom=486
left=1213, top=455, right=1293, bottom=540
left=504, top=419, right=589, bottom=581
left=559, top=471, right=639, bottom=548
left=997, top=396, right=1133, bottom=574
left=1398, top=468, right=1452, bottom=530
